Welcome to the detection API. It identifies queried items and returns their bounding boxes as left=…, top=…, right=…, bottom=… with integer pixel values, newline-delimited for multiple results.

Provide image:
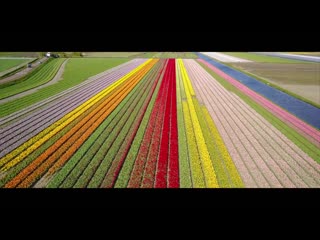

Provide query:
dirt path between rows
left=0, top=57, right=49, bottom=85
left=0, top=59, right=69, bottom=105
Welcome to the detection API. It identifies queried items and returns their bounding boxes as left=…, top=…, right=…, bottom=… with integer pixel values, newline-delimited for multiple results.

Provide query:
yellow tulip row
left=177, top=60, right=204, bottom=187
left=177, top=59, right=219, bottom=188
left=182, top=101, right=205, bottom=187
left=0, top=59, right=154, bottom=171
left=201, top=106, right=244, bottom=187
left=175, top=60, right=193, bottom=187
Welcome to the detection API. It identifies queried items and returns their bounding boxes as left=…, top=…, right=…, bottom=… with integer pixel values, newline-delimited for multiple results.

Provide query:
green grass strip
left=0, top=59, right=64, bottom=98
left=0, top=59, right=30, bottom=72
left=0, top=52, right=39, bottom=58
left=198, top=61, right=320, bottom=163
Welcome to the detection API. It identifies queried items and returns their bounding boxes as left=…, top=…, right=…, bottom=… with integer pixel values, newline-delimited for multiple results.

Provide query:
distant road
left=252, top=52, right=320, bottom=63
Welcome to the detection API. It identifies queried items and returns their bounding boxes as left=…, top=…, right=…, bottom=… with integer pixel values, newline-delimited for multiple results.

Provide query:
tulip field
left=0, top=55, right=319, bottom=188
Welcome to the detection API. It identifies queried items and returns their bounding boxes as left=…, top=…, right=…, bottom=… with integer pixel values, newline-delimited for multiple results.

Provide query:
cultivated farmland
left=0, top=59, right=31, bottom=73
left=0, top=52, right=319, bottom=188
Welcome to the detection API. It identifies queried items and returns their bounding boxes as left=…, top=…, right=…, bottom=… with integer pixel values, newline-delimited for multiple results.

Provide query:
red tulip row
left=155, top=59, right=179, bottom=188
left=99, top=60, right=167, bottom=188
left=140, top=59, right=173, bottom=188
left=127, top=60, right=170, bottom=188
left=127, top=59, right=179, bottom=188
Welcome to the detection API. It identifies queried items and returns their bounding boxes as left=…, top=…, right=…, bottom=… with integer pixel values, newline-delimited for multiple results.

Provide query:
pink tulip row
left=198, top=59, right=320, bottom=146
left=184, top=59, right=320, bottom=188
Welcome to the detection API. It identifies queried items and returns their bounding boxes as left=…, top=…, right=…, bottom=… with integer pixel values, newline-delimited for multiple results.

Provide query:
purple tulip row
left=0, top=59, right=147, bottom=158
left=0, top=60, right=139, bottom=126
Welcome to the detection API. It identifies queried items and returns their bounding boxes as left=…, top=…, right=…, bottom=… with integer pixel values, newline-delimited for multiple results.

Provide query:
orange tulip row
left=5, top=60, right=158, bottom=188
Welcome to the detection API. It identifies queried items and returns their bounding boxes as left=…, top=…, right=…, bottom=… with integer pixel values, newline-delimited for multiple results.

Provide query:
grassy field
left=83, top=52, right=142, bottom=57
left=0, top=59, right=65, bottom=99
left=53, top=52, right=82, bottom=58
left=0, top=52, right=200, bottom=59
left=0, top=52, right=40, bottom=57
left=226, top=62, right=320, bottom=106
left=288, top=52, right=320, bottom=57
left=134, top=52, right=158, bottom=58
left=1, top=52, right=91, bottom=58
left=0, top=58, right=130, bottom=117
left=223, top=52, right=309, bottom=63
left=0, top=59, right=30, bottom=72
